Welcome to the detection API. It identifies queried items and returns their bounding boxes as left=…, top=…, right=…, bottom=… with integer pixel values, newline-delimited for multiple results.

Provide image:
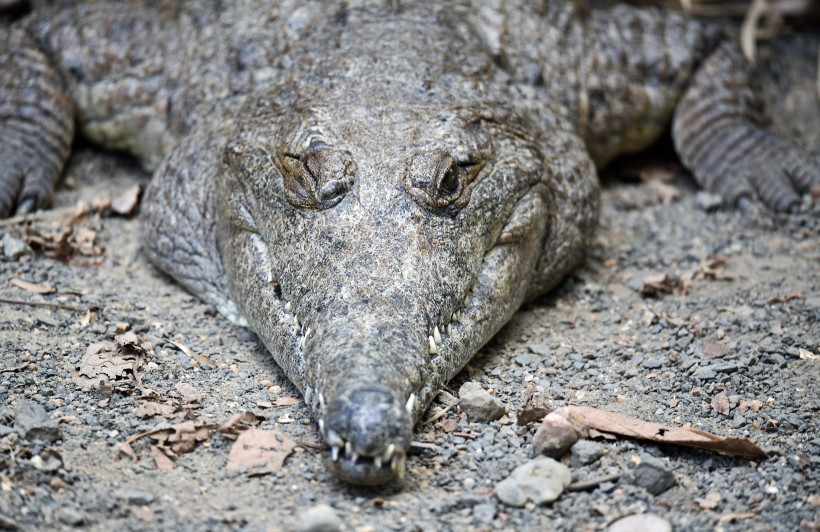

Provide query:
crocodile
left=1, top=0, right=817, bottom=485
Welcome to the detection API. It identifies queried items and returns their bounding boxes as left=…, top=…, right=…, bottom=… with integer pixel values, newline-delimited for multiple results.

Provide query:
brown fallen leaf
left=133, top=400, right=180, bottom=419
left=440, top=418, right=458, bottom=433
left=543, top=405, right=768, bottom=459
left=767, top=291, right=804, bottom=305
left=174, top=382, right=204, bottom=404
left=149, top=421, right=210, bottom=455
left=72, top=332, right=154, bottom=391
left=150, top=445, right=175, bottom=470
left=226, top=428, right=297, bottom=476
left=10, top=278, right=56, bottom=295
left=275, top=396, right=299, bottom=407
left=711, top=392, right=731, bottom=416
left=168, top=340, right=215, bottom=369
left=639, top=273, right=682, bottom=298
left=738, top=399, right=763, bottom=414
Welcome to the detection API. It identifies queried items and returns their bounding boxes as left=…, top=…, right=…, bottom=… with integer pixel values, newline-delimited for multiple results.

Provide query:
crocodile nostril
left=281, top=147, right=356, bottom=210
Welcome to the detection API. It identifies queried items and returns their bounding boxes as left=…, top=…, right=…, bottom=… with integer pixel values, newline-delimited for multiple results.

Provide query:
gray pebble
left=2, top=233, right=29, bottom=260
left=298, top=504, right=342, bottom=532
left=624, top=454, right=677, bottom=496
left=113, top=487, right=155, bottom=506
left=0, top=512, right=19, bottom=531
left=458, top=382, right=507, bottom=422
left=495, top=456, right=571, bottom=507
left=607, top=513, right=672, bottom=532
left=14, top=399, right=61, bottom=443
left=57, top=508, right=85, bottom=527
left=472, top=503, right=496, bottom=524
left=570, top=440, right=604, bottom=467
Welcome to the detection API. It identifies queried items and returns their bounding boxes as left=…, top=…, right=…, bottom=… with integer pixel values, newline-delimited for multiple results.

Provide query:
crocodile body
left=1, top=1, right=817, bottom=484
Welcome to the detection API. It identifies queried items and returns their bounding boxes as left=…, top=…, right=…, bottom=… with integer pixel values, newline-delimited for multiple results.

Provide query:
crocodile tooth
left=433, top=326, right=441, bottom=344
left=344, top=441, right=352, bottom=457
left=453, top=310, right=460, bottom=321
left=331, top=445, right=340, bottom=462
left=405, top=393, right=415, bottom=416
left=383, top=443, right=395, bottom=462
left=298, top=336, right=305, bottom=350
left=350, top=452, right=358, bottom=464
left=284, top=301, right=292, bottom=312
left=318, top=418, right=324, bottom=434
left=319, top=392, right=326, bottom=410
left=392, top=454, right=406, bottom=479
left=444, top=323, right=451, bottom=335
left=428, top=336, right=437, bottom=354
left=374, top=456, right=383, bottom=469
left=326, top=430, right=343, bottom=447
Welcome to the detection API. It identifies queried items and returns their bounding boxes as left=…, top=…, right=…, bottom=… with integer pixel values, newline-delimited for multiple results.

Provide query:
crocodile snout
left=320, top=384, right=413, bottom=485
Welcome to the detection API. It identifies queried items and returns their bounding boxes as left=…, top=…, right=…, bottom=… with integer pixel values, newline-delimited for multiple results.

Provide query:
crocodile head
left=212, top=8, right=597, bottom=485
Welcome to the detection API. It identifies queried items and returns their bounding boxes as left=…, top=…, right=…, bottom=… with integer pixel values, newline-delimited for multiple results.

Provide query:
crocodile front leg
left=0, top=25, right=74, bottom=216
left=672, top=40, right=819, bottom=211
left=576, top=4, right=818, bottom=211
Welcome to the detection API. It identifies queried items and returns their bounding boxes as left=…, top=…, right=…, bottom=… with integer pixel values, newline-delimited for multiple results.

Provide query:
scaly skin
left=1, top=1, right=817, bottom=484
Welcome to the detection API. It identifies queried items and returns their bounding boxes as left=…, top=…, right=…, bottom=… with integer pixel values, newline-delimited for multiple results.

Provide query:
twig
left=0, top=297, right=89, bottom=313
left=567, top=472, right=623, bottom=492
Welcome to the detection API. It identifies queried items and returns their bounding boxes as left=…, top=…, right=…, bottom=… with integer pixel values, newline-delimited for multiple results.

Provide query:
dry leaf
left=133, top=400, right=179, bottom=419
left=545, top=405, right=768, bottom=459
left=275, top=396, right=299, bottom=407
left=149, top=421, right=210, bottom=455
left=168, top=340, right=215, bottom=369
left=150, top=445, right=176, bottom=470
left=72, top=333, right=154, bottom=391
left=738, top=400, right=763, bottom=414
left=174, top=382, right=204, bottom=404
left=217, top=411, right=264, bottom=436
left=768, top=291, right=804, bottom=305
left=711, top=392, right=731, bottom=416
left=226, top=428, right=297, bottom=476
left=639, top=273, right=681, bottom=298
left=440, top=418, right=458, bottom=433
left=10, top=278, right=56, bottom=294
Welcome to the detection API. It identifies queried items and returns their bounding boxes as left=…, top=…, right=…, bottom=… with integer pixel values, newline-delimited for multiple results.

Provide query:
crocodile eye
left=404, top=152, right=481, bottom=215
left=279, top=147, right=356, bottom=210
left=439, top=165, right=460, bottom=196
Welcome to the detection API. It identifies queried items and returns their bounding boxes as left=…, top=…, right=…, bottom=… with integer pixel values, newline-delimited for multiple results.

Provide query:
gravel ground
left=1, top=150, right=817, bottom=531
left=1, top=30, right=819, bottom=532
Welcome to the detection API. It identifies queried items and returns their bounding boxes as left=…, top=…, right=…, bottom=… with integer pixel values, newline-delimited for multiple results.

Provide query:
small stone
left=463, top=477, right=477, bottom=490
left=624, top=454, right=677, bottom=496
left=14, top=399, right=61, bottom=443
left=472, top=503, right=496, bottom=524
left=57, top=507, right=85, bottom=527
left=298, top=504, right=342, bottom=532
left=607, top=513, right=672, bottom=532
left=495, top=456, right=571, bottom=507
left=113, top=487, right=156, bottom=506
left=458, top=382, right=507, bottom=422
left=2, top=233, right=29, bottom=260
left=695, top=191, right=723, bottom=212
left=0, top=512, right=19, bottom=531
left=570, top=440, right=604, bottom=467
left=532, top=412, right=579, bottom=458
left=642, top=358, right=663, bottom=369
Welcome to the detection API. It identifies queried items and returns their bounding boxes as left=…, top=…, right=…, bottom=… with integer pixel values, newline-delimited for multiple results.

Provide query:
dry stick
left=0, top=297, right=88, bottom=313
left=566, top=472, right=623, bottom=492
